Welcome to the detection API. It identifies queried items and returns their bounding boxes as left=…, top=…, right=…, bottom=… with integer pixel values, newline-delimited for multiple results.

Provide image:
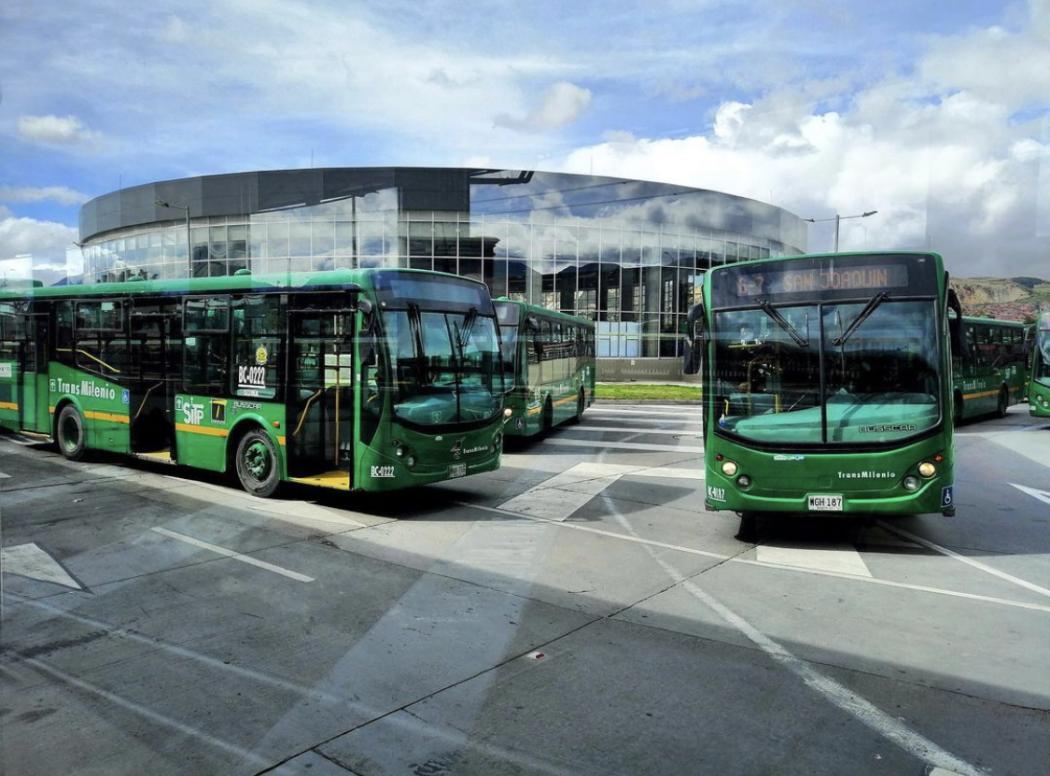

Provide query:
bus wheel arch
left=228, top=420, right=282, bottom=497
left=54, top=400, right=87, bottom=461
left=569, top=387, right=585, bottom=424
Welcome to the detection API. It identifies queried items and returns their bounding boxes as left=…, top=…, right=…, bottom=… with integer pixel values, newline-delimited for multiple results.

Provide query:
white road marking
left=0, top=470, right=10, bottom=478
left=1010, top=482, right=1050, bottom=506
left=457, top=502, right=1050, bottom=616
left=541, top=438, right=703, bottom=453
left=6, top=650, right=268, bottom=767
left=878, top=522, right=1050, bottom=601
left=566, top=425, right=701, bottom=436
left=631, top=467, right=704, bottom=481
left=756, top=543, right=872, bottom=578
left=584, top=413, right=699, bottom=426
left=589, top=407, right=696, bottom=417
left=1, top=543, right=83, bottom=589
left=598, top=493, right=985, bottom=776
left=498, top=462, right=636, bottom=521
left=150, top=527, right=314, bottom=582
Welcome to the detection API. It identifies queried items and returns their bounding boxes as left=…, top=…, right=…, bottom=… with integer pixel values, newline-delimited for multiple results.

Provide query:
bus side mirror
left=946, top=289, right=965, bottom=358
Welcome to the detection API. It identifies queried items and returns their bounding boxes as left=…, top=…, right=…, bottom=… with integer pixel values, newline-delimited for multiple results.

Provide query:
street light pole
left=155, top=199, right=191, bottom=266
left=804, top=210, right=878, bottom=252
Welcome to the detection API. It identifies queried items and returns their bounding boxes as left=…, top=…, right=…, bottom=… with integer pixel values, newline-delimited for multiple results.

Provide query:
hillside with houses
left=950, top=276, right=1050, bottom=322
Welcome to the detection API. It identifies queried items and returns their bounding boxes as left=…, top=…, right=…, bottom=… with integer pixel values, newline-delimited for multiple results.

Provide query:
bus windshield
left=383, top=306, right=503, bottom=427
left=713, top=298, right=941, bottom=446
left=1037, top=315, right=1050, bottom=385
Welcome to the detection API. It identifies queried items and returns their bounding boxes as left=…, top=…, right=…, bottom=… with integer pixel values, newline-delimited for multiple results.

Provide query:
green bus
left=1029, top=312, right=1050, bottom=418
left=682, top=251, right=959, bottom=532
left=0, top=269, right=507, bottom=496
left=494, top=300, right=595, bottom=436
left=951, top=316, right=1029, bottom=421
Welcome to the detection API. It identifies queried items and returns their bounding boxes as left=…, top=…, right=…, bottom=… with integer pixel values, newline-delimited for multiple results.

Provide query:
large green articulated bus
left=0, top=269, right=506, bottom=496
left=494, top=299, right=595, bottom=436
left=1029, top=312, right=1050, bottom=417
left=951, top=316, right=1029, bottom=422
left=682, top=251, right=960, bottom=532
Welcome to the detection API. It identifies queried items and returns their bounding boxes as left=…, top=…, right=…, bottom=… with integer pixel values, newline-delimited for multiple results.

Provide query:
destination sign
left=735, top=264, right=910, bottom=297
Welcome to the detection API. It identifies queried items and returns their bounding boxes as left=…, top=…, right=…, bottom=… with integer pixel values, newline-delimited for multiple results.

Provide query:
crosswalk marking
left=566, top=425, right=701, bottom=436
left=756, top=542, right=872, bottom=577
left=589, top=407, right=696, bottom=417
left=1011, top=483, right=1050, bottom=506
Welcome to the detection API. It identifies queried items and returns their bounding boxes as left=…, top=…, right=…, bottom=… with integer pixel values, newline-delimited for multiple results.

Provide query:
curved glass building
left=78, top=168, right=805, bottom=370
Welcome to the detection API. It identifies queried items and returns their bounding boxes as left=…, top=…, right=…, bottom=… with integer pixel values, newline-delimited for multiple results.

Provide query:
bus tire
left=56, top=404, right=87, bottom=461
left=234, top=429, right=281, bottom=498
left=996, top=387, right=1008, bottom=418
left=568, top=389, right=585, bottom=424
left=542, top=398, right=553, bottom=435
left=736, top=512, right=758, bottom=543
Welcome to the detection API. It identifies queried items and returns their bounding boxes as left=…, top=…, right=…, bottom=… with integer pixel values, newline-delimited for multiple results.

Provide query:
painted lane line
left=541, top=438, right=704, bottom=454
left=0, top=470, right=10, bottom=478
left=756, top=543, right=872, bottom=578
left=589, top=407, right=696, bottom=417
left=1, top=543, right=83, bottom=589
left=598, top=494, right=985, bottom=776
left=631, top=466, right=704, bottom=481
left=1011, top=482, right=1050, bottom=506
left=878, top=522, right=1050, bottom=601
left=498, top=462, right=648, bottom=521
left=5, top=650, right=269, bottom=767
left=455, top=502, right=1050, bottom=616
left=150, top=527, right=314, bottom=582
left=567, top=425, right=701, bottom=436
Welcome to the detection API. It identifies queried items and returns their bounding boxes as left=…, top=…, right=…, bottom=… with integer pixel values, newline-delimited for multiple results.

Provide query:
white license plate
left=807, top=494, right=843, bottom=512
left=449, top=463, right=467, bottom=478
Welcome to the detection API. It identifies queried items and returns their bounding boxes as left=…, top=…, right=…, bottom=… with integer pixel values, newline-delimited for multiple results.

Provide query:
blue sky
left=1, top=0, right=1047, bottom=276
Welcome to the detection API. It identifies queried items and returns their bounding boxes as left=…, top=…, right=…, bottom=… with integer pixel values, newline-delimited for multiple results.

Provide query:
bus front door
left=286, top=308, right=355, bottom=489
left=19, top=313, right=51, bottom=434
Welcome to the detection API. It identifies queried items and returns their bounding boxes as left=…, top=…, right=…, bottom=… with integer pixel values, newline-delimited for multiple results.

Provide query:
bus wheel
left=56, top=405, right=86, bottom=461
left=736, top=512, right=758, bottom=543
left=235, top=430, right=280, bottom=497
left=996, top=387, right=1008, bottom=418
left=568, top=389, right=585, bottom=424
left=542, top=398, right=553, bottom=435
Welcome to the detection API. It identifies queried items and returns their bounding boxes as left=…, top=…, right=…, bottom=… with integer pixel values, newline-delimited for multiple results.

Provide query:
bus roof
left=705, top=250, right=945, bottom=273
left=493, top=298, right=595, bottom=328
left=960, top=315, right=1029, bottom=328
left=0, top=267, right=481, bottom=302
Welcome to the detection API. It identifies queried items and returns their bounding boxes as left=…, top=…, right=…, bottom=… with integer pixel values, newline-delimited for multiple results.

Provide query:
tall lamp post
left=804, top=210, right=877, bottom=252
left=155, top=199, right=192, bottom=265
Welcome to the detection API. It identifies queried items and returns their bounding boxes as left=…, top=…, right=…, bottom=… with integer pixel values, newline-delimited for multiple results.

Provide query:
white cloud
left=0, top=185, right=90, bottom=205
left=16, top=114, right=99, bottom=146
left=0, top=216, right=78, bottom=266
left=495, top=81, right=592, bottom=133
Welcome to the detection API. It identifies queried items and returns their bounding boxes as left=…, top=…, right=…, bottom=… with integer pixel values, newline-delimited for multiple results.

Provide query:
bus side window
left=183, top=297, right=230, bottom=395
left=55, top=301, right=75, bottom=365
left=231, top=295, right=281, bottom=400
left=75, top=300, right=128, bottom=378
left=541, top=321, right=552, bottom=361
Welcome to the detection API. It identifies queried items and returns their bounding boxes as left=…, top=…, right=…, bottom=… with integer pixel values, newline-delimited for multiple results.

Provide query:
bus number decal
left=370, top=465, right=395, bottom=478
left=237, top=365, right=267, bottom=395
left=707, top=485, right=726, bottom=502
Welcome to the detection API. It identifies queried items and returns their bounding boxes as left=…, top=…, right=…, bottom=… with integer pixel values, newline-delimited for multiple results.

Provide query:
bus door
left=19, top=312, right=51, bottom=434
left=286, top=304, right=355, bottom=487
left=129, top=304, right=181, bottom=453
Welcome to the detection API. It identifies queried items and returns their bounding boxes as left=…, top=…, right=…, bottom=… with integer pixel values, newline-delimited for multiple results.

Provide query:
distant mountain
left=950, top=276, right=1050, bottom=322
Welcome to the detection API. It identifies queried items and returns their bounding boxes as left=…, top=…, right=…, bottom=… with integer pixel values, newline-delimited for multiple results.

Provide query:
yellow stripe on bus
left=277, top=436, right=286, bottom=446
left=0, top=401, right=17, bottom=411
left=175, top=423, right=229, bottom=438
left=84, top=410, right=130, bottom=424
left=962, top=389, right=1001, bottom=400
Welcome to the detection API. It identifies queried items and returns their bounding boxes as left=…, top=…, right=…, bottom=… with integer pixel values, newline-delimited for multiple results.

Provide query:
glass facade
left=79, top=170, right=805, bottom=359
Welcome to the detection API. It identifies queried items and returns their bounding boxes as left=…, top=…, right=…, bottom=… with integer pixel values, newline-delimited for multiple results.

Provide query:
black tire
left=953, top=392, right=964, bottom=425
left=568, top=389, right=585, bottom=425
left=736, top=512, right=758, bottom=543
left=542, top=398, right=553, bottom=435
left=234, top=429, right=281, bottom=497
left=996, top=387, right=1008, bottom=418
left=56, top=404, right=86, bottom=461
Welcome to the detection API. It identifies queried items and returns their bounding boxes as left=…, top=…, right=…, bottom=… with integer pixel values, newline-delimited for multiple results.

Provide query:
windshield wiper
left=758, top=300, right=809, bottom=347
left=458, top=306, right=479, bottom=351
left=833, top=291, right=888, bottom=347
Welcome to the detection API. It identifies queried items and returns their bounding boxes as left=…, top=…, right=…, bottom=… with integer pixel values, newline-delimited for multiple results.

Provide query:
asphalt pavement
left=2, top=403, right=1049, bottom=775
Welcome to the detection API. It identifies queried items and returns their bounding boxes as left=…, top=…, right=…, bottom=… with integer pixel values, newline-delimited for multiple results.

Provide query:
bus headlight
left=721, top=460, right=738, bottom=477
left=405, top=455, right=416, bottom=468
left=903, top=475, right=921, bottom=492
left=395, top=446, right=405, bottom=458
left=917, top=461, right=936, bottom=478
left=737, top=474, right=751, bottom=489
left=504, top=407, right=513, bottom=418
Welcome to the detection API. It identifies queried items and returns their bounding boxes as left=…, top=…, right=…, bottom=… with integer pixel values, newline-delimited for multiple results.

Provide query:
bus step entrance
left=289, top=469, right=351, bottom=490
left=133, top=449, right=175, bottom=465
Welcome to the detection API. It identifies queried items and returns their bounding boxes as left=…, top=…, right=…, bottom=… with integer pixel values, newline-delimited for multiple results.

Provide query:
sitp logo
left=182, top=401, right=205, bottom=425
